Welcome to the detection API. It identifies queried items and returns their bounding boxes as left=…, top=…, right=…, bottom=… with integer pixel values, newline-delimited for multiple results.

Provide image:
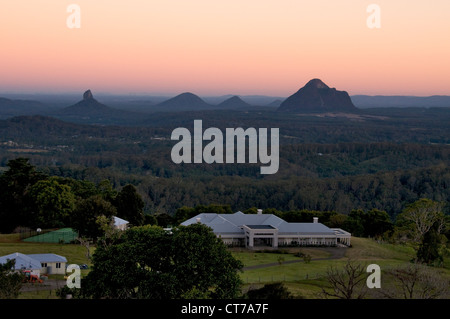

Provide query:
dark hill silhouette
left=62, top=90, right=121, bottom=116
left=0, top=97, right=47, bottom=117
left=278, top=79, right=357, bottom=113
left=217, top=96, right=251, bottom=109
left=267, top=99, right=283, bottom=107
left=56, top=90, right=145, bottom=124
left=351, top=95, right=450, bottom=109
left=156, top=92, right=212, bottom=110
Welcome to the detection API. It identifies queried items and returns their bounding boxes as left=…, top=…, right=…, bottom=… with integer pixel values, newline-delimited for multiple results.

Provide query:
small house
left=27, top=254, right=68, bottom=275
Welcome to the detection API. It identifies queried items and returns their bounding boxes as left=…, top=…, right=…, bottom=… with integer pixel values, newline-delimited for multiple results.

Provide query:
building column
left=248, top=235, right=254, bottom=248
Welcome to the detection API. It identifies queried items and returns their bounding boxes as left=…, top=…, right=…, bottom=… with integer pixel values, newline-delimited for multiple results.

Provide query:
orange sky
left=1, top=0, right=449, bottom=96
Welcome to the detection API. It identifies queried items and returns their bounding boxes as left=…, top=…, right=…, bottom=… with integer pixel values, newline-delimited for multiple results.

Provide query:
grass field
left=234, top=238, right=449, bottom=298
left=0, top=233, right=448, bottom=299
left=0, top=242, right=92, bottom=266
left=0, top=233, right=93, bottom=299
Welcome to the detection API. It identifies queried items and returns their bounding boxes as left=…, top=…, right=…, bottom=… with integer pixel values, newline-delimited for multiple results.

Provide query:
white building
left=114, top=216, right=129, bottom=231
left=181, top=211, right=351, bottom=248
left=27, top=254, right=68, bottom=275
left=0, top=252, right=68, bottom=276
left=0, top=252, right=41, bottom=277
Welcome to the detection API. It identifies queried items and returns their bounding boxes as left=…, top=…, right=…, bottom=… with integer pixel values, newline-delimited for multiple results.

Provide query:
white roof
left=114, top=216, right=129, bottom=226
left=181, top=212, right=336, bottom=235
left=27, top=254, right=67, bottom=263
left=0, top=252, right=41, bottom=270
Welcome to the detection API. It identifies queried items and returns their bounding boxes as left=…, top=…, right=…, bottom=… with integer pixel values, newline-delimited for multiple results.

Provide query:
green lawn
left=0, top=242, right=93, bottom=266
left=0, top=235, right=93, bottom=299
left=1, top=234, right=448, bottom=299
left=236, top=237, right=449, bottom=298
left=231, top=247, right=331, bottom=268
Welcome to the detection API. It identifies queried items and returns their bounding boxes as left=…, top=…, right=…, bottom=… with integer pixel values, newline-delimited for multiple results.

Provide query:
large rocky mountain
left=278, top=79, right=357, bottom=112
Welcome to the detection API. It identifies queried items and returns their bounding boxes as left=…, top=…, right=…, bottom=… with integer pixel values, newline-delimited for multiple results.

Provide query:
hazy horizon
left=0, top=89, right=449, bottom=99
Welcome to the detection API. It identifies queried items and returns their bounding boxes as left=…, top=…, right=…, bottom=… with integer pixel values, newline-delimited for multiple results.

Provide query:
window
left=56, top=263, right=61, bottom=269
left=41, top=263, right=47, bottom=268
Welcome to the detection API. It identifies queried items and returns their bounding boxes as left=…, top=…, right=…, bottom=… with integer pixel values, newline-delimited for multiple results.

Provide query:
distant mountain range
left=1, top=81, right=450, bottom=124
left=0, top=97, right=48, bottom=118
left=351, top=95, right=450, bottom=109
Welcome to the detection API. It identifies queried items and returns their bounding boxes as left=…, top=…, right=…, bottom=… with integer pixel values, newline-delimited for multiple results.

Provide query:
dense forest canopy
left=0, top=107, right=449, bottom=221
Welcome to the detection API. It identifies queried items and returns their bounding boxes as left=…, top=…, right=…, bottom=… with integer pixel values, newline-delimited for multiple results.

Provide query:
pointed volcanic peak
left=217, top=95, right=252, bottom=109
left=57, top=90, right=145, bottom=124
left=278, top=79, right=357, bottom=113
left=63, top=90, right=115, bottom=115
left=156, top=92, right=212, bottom=110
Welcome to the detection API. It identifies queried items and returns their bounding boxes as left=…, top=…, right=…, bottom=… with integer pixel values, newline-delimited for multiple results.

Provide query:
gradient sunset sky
left=1, top=0, right=449, bottom=96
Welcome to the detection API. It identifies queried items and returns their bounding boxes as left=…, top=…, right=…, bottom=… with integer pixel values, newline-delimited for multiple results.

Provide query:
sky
left=1, top=0, right=449, bottom=96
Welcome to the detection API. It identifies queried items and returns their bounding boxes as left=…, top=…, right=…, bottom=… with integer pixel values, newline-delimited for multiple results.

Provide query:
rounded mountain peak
left=278, top=78, right=357, bottom=113
left=304, top=79, right=329, bottom=89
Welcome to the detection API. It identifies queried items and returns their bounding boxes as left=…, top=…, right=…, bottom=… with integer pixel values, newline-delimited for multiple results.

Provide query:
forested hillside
left=0, top=107, right=449, bottom=219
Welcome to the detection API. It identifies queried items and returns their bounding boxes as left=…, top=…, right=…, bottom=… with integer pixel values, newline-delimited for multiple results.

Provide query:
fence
left=22, top=228, right=79, bottom=244
left=243, top=272, right=326, bottom=284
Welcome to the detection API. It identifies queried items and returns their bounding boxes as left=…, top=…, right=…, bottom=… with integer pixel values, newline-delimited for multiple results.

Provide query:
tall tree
left=0, top=158, right=46, bottom=232
left=396, top=198, right=445, bottom=242
left=344, top=210, right=365, bottom=237
left=81, top=224, right=243, bottom=299
left=417, top=222, right=443, bottom=265
left=171, top=223, right=243, bottom=298
left=363, top=209, right=393, bottom=238
left=71, top=195, right=116, bottom=240
left=114, top=184, right=145, bottom=226
left=29, top=177, right=75, bottom=228
left=0, top=259, right=24, bottom=299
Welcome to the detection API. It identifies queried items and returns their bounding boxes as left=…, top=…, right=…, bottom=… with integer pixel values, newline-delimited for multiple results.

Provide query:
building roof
left=277, top=222, right=335, bottom=235
left=0, top=252, right=41, bottom=270
left=181, top=211, right=336, bottom=235
left=114, top=216, right=129, bottom=226
left=27, top=254, right=68, bottom=263
left=0, top=253, right=68, bottom=270
left=245, top=225, right=276, bottom=230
